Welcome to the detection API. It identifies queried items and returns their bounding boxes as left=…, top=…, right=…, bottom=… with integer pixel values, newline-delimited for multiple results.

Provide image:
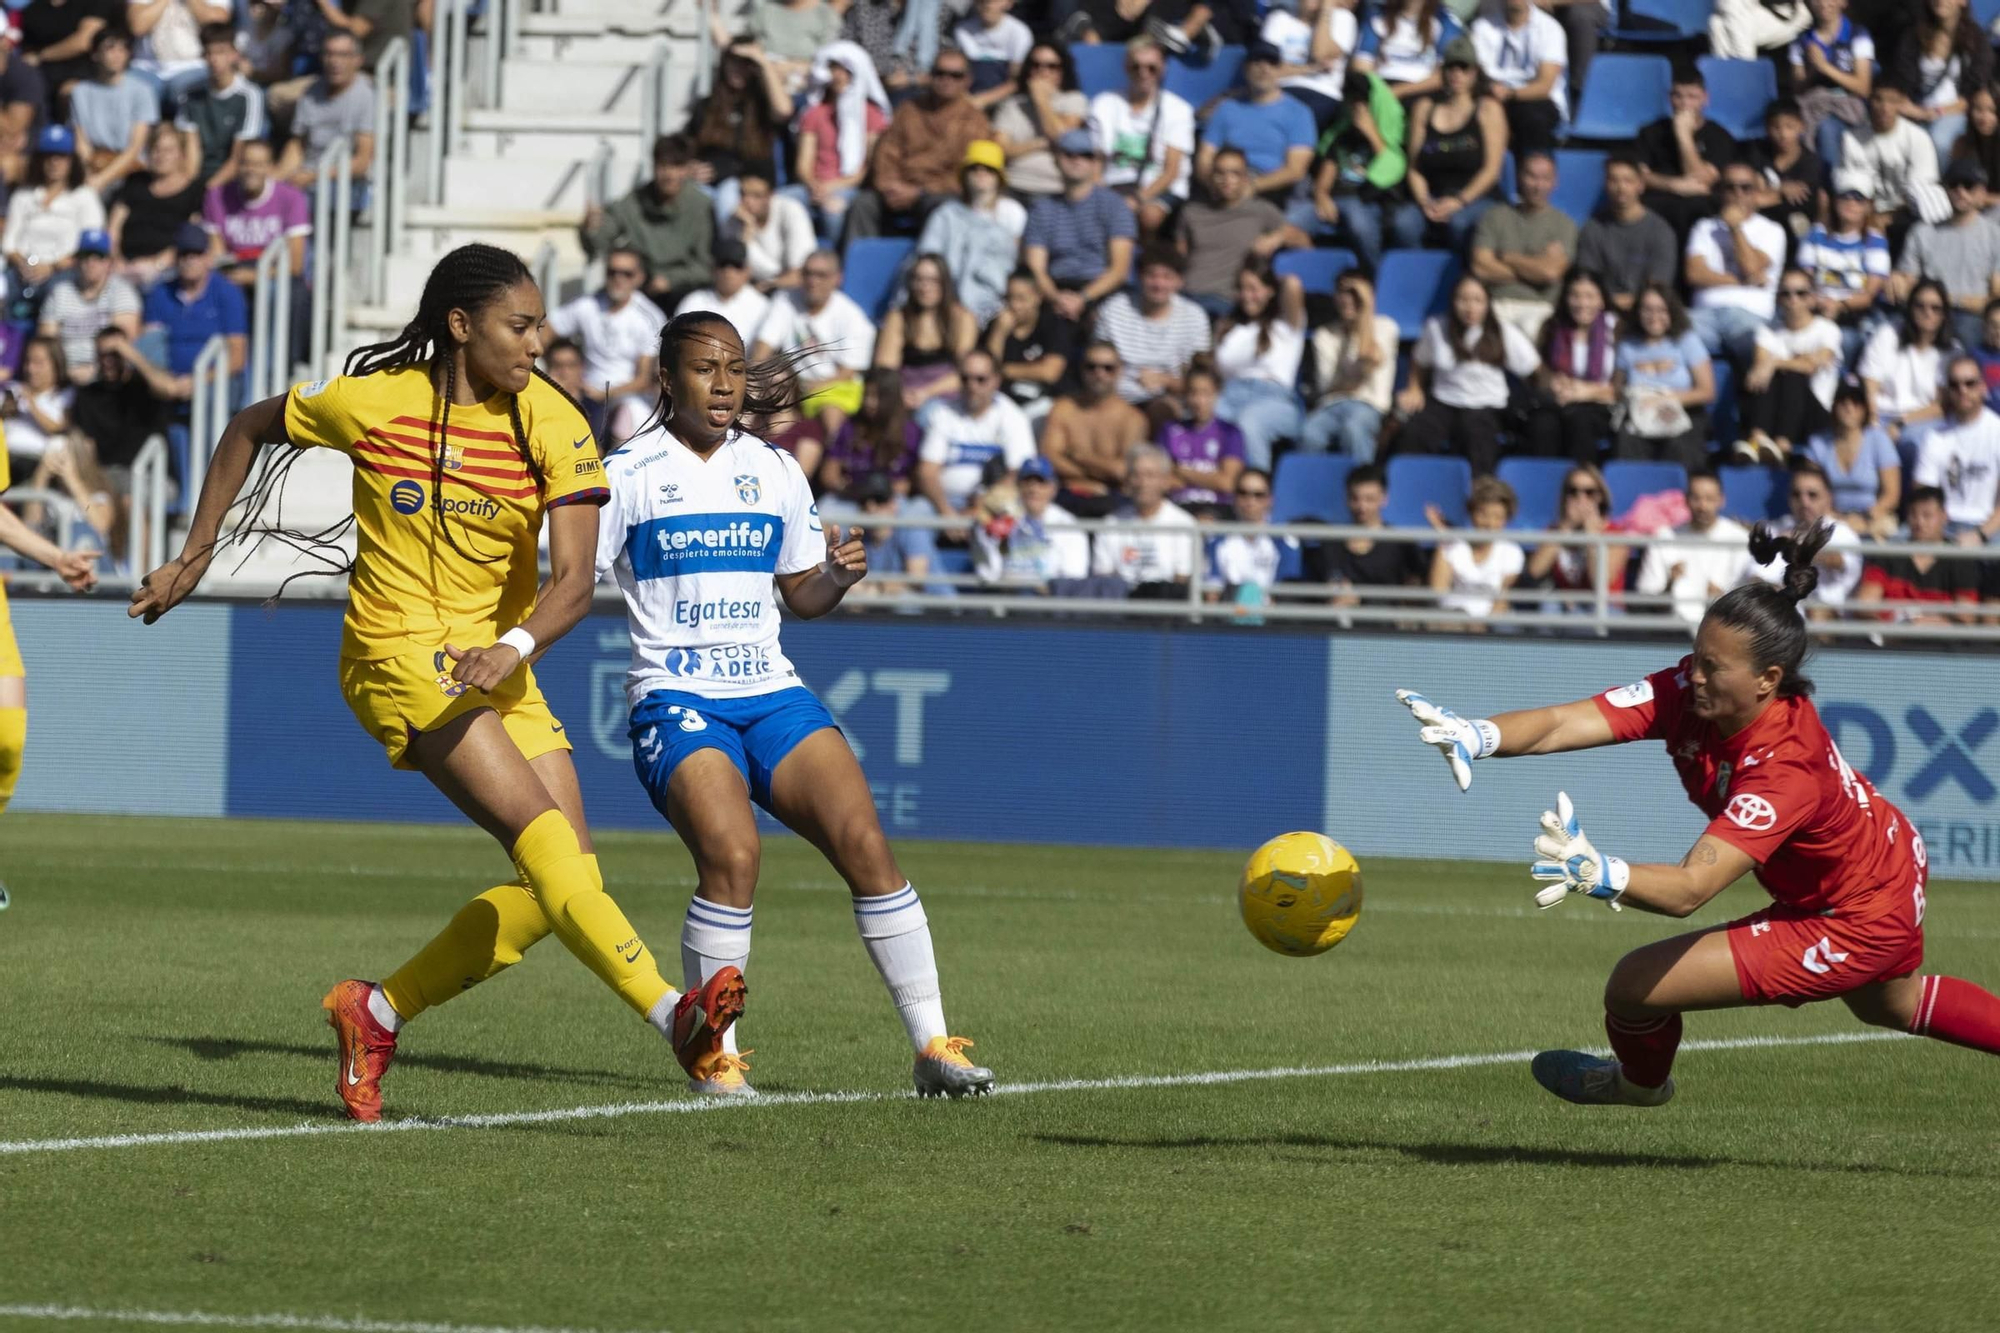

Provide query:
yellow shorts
left=339, top=647, right=573, bottom=771
left=802, top=379, right=864, bottom=419
left=0, top=584, right=21, bottom=678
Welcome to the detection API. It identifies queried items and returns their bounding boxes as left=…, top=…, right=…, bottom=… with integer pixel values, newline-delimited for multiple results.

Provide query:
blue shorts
left=629, top=687, right=837, bottom=818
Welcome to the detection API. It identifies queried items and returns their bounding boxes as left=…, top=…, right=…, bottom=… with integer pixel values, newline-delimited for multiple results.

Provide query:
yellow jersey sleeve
left=522, top=375, right=608, bottom=510
left=283, top=375, right=372, bottom=454
left=0, top=423, right=11, bottom=493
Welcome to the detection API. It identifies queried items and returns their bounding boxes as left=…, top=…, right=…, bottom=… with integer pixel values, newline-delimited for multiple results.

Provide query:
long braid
left=630, top=311, right=820, bottom=443
left=211, top=242, right=545, bottom=597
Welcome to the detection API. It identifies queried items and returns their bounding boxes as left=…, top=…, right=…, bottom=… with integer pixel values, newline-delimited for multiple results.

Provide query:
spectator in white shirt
left=1093, top=442, right=1199, bottom=594
left=1207, top=465, right=1297, bottom=601
left=1742, top=461, right=1863, bottom=611
left=1092, top=244, right=1213, bottom=422
left=1302, top=270, right=1399, bottom=461
left=675, top=239, right=773, bottom=348
left=1839, top=82, right=1940, bottom=226
left=1913, top=354, right=2000, bottom=542
left=1634, top=470, right=1750, bottom=625
left=1429, top=474, right=1525, bottom=625
left=548, top=247, right=670, bottom=444
left=1470, top=0, right=1568, bottom=152
left=1686, top=160, right=1788, bottom=372
left=1857, top=277, right=1954, bottom=443
left=915, top=347, right=1036, bottom=518
left=725, top=169, right=815, bottom=292
left=750, top=247, right=877, bottom=435
left=973, top=454, right=1091, bottom=588
left=1735, top=267, right=1843, bottom=464
left=1259, top=0, right=1357, bottom=129
left=1087, top=37, right=1195, bottom=235
left=1396, top=274, right=1540, bottom=477
left=539, top=338, right=603, bottom=439
left=954, top=0, right=1034, bottom=111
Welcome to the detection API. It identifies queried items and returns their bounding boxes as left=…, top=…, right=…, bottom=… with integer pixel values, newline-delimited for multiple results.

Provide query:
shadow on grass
left=1026, top=1132, right=1989, bottom=1180
left=140, top=1035, right=661, bottom=1090
left=0, top=1074, right=332, bottom=1118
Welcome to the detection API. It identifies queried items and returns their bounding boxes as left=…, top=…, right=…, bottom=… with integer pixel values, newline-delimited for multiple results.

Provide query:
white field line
left=0, top=1307, right=662, bottom=1333
left=0, top=1030, right=1906, bottom=1160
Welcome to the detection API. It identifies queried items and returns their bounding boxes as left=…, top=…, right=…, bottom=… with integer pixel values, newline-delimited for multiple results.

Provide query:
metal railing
left=130, top=435, right=169, bottom=576
left=308, top=134, right=354, bottom=379
left=369, top=36, right=412, bottom=307
left=248, top=236, right=294, bottom=404
left=532, top=240, right=561, bottom=306
left=424, top=0, right=474, bottom=204
left=585, top=139, right=617, bottom=209
left=184, top=334, right=233, bottom=505
left=635, top=39, right=673, bottom=185
left=0, top=487, right=84, bottom=554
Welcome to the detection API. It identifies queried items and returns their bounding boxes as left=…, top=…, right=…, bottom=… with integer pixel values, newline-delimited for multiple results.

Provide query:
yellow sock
left=512, top=811, right=673, bottom=1019
left=381, top=880, right=553, bottom=1022
left=0, top=705, right=24, bottom=816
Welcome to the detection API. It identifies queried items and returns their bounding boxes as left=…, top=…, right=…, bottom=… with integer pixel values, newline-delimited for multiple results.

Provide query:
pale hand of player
left=1530, top=791, right=1629, bottom=911
left=128, top=550, right=214, bottom=623
left=443, top=641, right=522, bottom=692
left=823, top=522, right=867, bottom=588
left=1395, top=688, right=1496, bottom=793
left=53, top=548, right=97, bottom=593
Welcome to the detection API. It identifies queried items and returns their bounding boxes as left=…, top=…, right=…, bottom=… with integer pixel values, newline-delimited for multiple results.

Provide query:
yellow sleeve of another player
left=282, top=375, right=372, bottom=455
left=524, top=377, right=608, bottom=508
left=0, top=423, right=11, bottom=493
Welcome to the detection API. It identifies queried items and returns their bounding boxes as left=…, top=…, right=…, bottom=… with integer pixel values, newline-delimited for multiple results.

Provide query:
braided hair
left=1702, top=518, right=1837, bottom=699
left=631, top=310, right=818, bottom=442
left=224, top=242, right=591, bottom=596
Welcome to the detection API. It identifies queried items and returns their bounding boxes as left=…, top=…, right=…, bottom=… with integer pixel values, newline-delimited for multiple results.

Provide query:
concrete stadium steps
left=486, top=58, right=652, bottom=116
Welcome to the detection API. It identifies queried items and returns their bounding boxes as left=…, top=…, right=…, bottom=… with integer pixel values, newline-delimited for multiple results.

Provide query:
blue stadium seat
left=1709, top=358, right=1738, bottom=453
left=1977, top=0, right=2000, bottom=30
left=1271, top=454, right=1354, bottom=522
left=1164, top=46, right=1246, bottom=107
left=843, top=238, right=913, bottom=320
left=1602, top=461, right=1689, bottom=518
left=1568, top=53, right=1671, bottom=141
left=930, top=546, right=974, bottom=576
left=1071, top=43, right=1126, bottom=98
left=1384, top=456, right=1472, bottom=529
left=1719, top=464, right=1789, bottom=521
left=1375, top=250, right=1461, bottom=341
left=1496, top=457, right=1575, bottom=531
left=1697, top=56, right=1779, bottom=142
left=1273, top=247, right=1360, bottom=295
left=1608, top=0, right=1713, bottom=43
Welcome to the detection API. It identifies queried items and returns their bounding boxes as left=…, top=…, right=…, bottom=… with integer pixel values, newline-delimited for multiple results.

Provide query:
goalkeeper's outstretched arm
left=1486, top=699, right=1619, bottom=757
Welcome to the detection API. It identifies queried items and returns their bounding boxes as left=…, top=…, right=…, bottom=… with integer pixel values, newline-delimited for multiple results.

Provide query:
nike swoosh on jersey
left=572, top=436, right=589, bottom=449
left=552, top=722, right=565, bottom=734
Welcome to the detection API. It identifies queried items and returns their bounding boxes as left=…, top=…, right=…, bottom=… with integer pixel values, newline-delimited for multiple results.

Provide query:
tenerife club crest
left=734, top=474, right=761, bottom=505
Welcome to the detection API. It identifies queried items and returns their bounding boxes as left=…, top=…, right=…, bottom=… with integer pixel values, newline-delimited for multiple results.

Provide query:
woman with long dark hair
left=1389, top=37, right=1506, bottom=253
left=818, top=364, right=921, bottom=498
left=689, top=36, right=794, bottom=222
left=127, top=243, right=746, bottom=1122
left=1395, top=273, right=1539, bottom=476
left=990, top=41, right=1087, bottom=200
left=875, top=251, right=980, bottom=421
left=1611, top=280, right=1715, bottom=470
left=1211, top=260, right=1307, bottom=469
left=1887, top=0, right=1993, bottom=160
left=599, top=310, right=996, bottom=1100
left=1398, top=519, right=2000, bottom=1108
left=1528, top=267, right=1617, bottom=464
left=1857, top=275, right=1957, bottom=443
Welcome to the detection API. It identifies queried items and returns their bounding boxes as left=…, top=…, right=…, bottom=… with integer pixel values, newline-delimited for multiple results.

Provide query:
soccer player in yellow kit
left=0, top=441, right=101, bottom=909
left=128, top=244, right=744, bottom=1121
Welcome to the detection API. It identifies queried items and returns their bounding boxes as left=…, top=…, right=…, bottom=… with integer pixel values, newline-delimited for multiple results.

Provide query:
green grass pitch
left=4, top=813, right=2000, bottom=1332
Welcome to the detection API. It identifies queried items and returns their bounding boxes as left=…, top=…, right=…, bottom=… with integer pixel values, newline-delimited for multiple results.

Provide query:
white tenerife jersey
left=598, top=425, right=825, bottom=706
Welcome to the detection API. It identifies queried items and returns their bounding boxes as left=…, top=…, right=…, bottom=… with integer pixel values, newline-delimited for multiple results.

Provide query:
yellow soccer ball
left=1239, top=831, right=1363, bottom=957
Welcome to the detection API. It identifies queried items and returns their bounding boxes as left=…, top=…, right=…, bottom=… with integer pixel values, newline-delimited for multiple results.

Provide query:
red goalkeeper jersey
left=1592, top=659, right=1923, bottom=913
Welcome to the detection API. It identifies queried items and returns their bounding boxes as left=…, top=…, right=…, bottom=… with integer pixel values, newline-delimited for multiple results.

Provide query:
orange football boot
left=671, top=967, right=747, bottom=1085
left=322, top=979, right=398, bottom=1122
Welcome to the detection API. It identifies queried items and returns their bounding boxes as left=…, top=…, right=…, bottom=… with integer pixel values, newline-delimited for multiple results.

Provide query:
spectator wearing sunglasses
left=1912, top=353, right=2000, bottom=543
left=1086, top=36, right=1195, bottom=237
left=1524, top=463, right=1626, bottom=607
left=1043, top=339, right=1149, bottom=516
left=548, top=245, right=669, bottom=445
left=844, top=51, right=994, bottom=242
left=1741, top=459, right=1863, bottom=613
left=1892, top=157, right=2000, bottom=352
left=1205, top=466, right=1297, bottom=604
left=1685, top=161, right=1788, bottom=375
left=1734, top=266, right=1843, bottom=465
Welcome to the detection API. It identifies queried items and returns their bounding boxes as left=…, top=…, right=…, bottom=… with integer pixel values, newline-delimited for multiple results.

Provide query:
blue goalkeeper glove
left=1530, top=791, right=1629, bottom=912
left=1396, top=688, right=1499, bottom=793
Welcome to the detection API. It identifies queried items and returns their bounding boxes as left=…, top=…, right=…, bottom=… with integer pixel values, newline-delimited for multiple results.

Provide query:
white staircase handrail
left=308, top=134, right=355, bottom=378
left=1, top=487, right=83, bottom=553
left=424, top=0, right=473, bottom=203
left=130, top=434, right=169, bottom=576
left=635, top=38, right=672, bottom=185
left=184, top=334, right=231, bottom=503
left=249, top=233, right=294, bottom=404
left=532, top=240, right=560, bottom=307
left=370, top=35, right=412, bottom=306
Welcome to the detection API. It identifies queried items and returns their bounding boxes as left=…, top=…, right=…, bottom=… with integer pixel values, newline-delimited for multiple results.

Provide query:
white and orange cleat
left=914, top=1036, right=994, bottom=1099
left=688, top=1050, right=757, bottom=1097
left=671, top=967, right=747, bottom=1086
left=322, top=979, right=398, bottom=1122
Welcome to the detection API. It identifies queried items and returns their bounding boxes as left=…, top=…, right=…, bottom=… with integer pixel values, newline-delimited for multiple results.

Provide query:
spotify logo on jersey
left=390, top=480, right=426, bottom=514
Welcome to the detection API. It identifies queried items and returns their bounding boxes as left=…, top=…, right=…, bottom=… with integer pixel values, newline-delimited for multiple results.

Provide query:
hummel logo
left=1801, top=936, right=1849, bottom=975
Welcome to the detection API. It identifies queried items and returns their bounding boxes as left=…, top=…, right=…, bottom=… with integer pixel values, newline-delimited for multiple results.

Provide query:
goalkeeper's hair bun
left=1702, top=519, right=1830, bottom=700
left=1747, top=518, right=1831, bottom=605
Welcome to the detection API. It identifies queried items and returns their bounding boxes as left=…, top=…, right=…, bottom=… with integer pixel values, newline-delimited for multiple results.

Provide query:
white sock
left=681, top=897, right=752, bottom=1056
left=645, top=987, right=681, bottom=1039
left=366, top=983, right=403, bottom=1034
left=853, top=883, right=946, bottom=1051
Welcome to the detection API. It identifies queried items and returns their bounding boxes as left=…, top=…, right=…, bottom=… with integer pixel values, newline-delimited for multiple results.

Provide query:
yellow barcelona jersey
left=283, top=365, right=606, bottom=660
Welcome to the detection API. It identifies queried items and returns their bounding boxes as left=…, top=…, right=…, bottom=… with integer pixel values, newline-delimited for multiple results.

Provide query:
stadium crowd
left=561, top=0, right=2000, bottom=621
left=0, top=0, right=395, bottom=561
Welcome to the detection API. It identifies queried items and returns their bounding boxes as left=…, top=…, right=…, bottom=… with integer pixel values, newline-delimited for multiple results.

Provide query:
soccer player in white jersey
left=598, top=311, right=996, bottom=1099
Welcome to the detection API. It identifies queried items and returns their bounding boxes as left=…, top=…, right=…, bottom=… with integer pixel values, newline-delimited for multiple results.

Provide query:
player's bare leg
left=1849, top=971, right=2000, bottom=1055
left=1534, top=929, right=1745, bottom=1108
left=767, top=728, right=994, bottom=1099
left=0, top=674, right=24, bottom=912
left=663, top=750, right=763, bottom=1095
